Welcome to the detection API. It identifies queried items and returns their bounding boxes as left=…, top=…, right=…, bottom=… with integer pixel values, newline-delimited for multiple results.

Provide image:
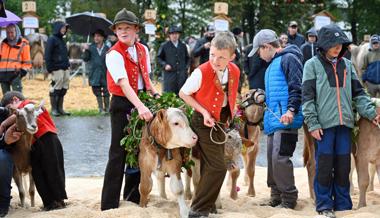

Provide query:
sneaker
left=318, top=210, right=336, bottom=218
left=0, top=208, right=9, bottom=217
left=260, top=199, right=281, bottom=207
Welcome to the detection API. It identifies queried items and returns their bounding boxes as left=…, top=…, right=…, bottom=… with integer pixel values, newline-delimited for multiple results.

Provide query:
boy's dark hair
left=1, top=91, right=25, bottom=106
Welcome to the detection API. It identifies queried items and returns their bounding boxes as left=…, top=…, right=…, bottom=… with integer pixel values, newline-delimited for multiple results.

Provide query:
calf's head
left=149, top=108, right=198, bottom=149
left=240, top=89, right=265, bottom=123
left=15, top=102, right=43, bottom=134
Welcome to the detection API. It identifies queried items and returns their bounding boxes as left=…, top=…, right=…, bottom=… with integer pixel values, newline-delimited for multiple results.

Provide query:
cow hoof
left=184, top=192, right=192, bottom=200
left=230, top=192, right=238, bottom=200
left=247, top=191, right=256, bottom=197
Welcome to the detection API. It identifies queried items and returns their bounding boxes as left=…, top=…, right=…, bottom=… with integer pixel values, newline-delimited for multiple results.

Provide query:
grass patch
left=50, top=109, right=105, bottom=117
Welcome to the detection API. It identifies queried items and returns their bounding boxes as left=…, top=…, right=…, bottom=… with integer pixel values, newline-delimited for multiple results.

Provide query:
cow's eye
left=174, top=122, right=179, bottom=126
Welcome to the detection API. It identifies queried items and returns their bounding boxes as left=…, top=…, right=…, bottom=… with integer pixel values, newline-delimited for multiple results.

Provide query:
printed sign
left=22, top=1, right=37, bottom=13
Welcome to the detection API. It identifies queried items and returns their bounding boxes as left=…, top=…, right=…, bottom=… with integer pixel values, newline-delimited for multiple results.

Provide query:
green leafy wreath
left=120, top=92, right=194, bottom=169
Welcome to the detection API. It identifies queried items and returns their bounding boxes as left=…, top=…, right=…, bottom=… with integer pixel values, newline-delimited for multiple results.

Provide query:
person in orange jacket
left=0, top=24, right=31, bottom=94
left=1, top=91, right=67, bottom=211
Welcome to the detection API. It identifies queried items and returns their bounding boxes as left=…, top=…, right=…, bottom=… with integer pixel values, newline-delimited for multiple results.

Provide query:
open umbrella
left=0, top=10, right=22, bottom=27
left=66, top=11, right=113, bottom=38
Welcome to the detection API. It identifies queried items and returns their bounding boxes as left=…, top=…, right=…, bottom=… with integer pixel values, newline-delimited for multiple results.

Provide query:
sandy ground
left=6, top=167, right=380, bottom=218
left=4, top=76, right=380, bottom=218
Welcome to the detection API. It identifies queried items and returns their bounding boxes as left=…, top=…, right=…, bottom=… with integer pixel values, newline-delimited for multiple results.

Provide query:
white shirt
left=106, top=44, right=151, bottom=90
left=181, top=68, right=229, bottom=107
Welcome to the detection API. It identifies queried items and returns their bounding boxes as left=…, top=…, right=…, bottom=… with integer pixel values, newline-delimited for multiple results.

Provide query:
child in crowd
left=302, top=24, right=380, bottom=218
left=179, top=31, right=240, bottom=217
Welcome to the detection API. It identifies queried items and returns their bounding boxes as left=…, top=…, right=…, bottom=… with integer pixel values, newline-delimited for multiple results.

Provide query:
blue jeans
left=0, top=149, right=13, bottom=209
left=314, top=126, right=352, bottom=212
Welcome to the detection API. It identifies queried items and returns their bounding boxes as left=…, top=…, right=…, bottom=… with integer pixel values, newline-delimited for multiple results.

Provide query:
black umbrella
left=66, top=11, right=113, bottom=38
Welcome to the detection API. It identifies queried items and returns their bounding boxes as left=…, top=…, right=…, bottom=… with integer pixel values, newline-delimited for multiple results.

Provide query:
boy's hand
left=4, top=124, right=22, bottom=144
left=136, top=105, right=153, bottom=122
left=372, top=114, right=380, bottom=127
left=164, top=64, right=172, bottom=71
left=202, top=111, right=215, bottom=127
left=310, top=128, right=323, bottom=141
left=280, top=110, right=294, bottom=125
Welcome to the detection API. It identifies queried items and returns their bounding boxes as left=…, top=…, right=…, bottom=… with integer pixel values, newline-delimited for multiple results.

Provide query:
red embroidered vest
left=18, top=100, right=57, bottom=140
left=106, top=41, right=152, bottom=96
left=194, top=61, right=240, bottom=121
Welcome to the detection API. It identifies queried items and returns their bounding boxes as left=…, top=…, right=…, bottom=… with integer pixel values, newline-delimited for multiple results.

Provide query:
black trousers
left=31, top=132, right=67, bottom=207
left=101, top=95, right=140, bottom=210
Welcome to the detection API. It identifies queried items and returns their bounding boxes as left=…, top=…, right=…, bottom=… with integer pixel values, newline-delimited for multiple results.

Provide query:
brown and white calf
left=138, top=108, right=198, bottom=218
left=2, top=102, right=43, bottom=207
left=238, top=89, right=265, bottom=197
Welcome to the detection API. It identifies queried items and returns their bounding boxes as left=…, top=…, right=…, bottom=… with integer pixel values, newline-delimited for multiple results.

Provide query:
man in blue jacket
left=44, top=21, right=71, bottom=116
left=362, top=34, right=380, bottom=97
left=248, top=29, right=303, bottom=209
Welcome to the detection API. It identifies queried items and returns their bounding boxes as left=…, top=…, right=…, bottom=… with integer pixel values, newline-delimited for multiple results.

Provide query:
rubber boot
left=49, top=94, right=60, bottom=117
left=104, top=96, right=110, bottom=113
left=58, top=89, right=71, bottom=116
left=96, top=96, right=104, bottom=113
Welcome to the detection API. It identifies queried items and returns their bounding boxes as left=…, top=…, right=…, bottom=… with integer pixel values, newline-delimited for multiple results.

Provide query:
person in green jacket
left=83, top=29, right=110, bottom=114
left=302, top=24, right=380, bottom=218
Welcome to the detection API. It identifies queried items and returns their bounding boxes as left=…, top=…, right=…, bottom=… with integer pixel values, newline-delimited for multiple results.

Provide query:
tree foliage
left=6, top=0, right=378, bottom=45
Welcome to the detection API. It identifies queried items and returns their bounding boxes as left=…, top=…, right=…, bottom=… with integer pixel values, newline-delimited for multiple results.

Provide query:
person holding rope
left=247, top=29, right=303, bottom=209
left=100, top=8, right=160, bottom=211
left=179, top=31, right=240, bottom=217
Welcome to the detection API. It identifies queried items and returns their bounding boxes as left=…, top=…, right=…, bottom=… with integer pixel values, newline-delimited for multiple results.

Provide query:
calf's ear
left=150, top=109, right=172, bottom=147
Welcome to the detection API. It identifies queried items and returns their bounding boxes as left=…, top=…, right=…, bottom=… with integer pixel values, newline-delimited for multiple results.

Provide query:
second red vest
left=194, top=61, right=240, bottom=121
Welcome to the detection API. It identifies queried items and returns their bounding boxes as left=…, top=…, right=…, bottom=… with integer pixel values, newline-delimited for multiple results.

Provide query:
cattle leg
left=376, top=163, right=380, bottom=186
left=303, top=125, right=316, bottom=201
left=13, top=168, right=25, bottom=207
left=242, top=154, right=249, bottom=186
left=170, top=173, right=189, bottom=218
left=367, top=163, right=376, bottom=192
left=157, top=171, right=167, bottom=199
left=191, top=158, right=201, bottom=200
left=29, top=172, right=35, bottom=207
left=349, top=154, right=356, bottom=193
left=139, top=170, right=153, bottom=207
left=246, top=148, right=257, bottom=197
left=229, top=169, right=240, bottom=200
left=184, top=172, right=192, bottom=200
left=356, top=154, right=369, bottom=208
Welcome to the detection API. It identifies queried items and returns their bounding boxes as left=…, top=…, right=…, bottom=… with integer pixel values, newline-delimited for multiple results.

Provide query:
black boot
left=104, top=96, right=110, bottom=113
left=50, top=94, right=60, bottom=117
left=96, top=96, right=104, bottom=113
left=58, top=89, right=71, bottom=116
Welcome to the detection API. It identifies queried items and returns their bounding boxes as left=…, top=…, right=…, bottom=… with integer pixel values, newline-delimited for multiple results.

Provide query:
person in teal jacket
left=302, top=24, right=380, bottom=218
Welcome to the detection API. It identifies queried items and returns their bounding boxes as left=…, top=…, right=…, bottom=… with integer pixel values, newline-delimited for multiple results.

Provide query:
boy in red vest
left=1, top=91, right=67, bottom=211
left=101, top=8, right=160, bottom=211
left=179, top=31, right=240, bottom=217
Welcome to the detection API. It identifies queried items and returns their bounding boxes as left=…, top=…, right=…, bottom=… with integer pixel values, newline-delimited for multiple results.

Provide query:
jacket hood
left=5, top=24, right=22, bottom=46
left=53, top=21, right=68, bottom=37
left=306, top=27, right=317, bottom=40
left=317, top=24, right=351, bottom=58
left=276, top=44, right=303, bottom=61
